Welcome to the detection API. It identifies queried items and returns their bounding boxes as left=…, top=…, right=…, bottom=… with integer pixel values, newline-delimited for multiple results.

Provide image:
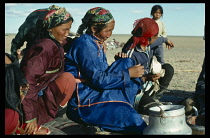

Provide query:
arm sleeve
left=66, top=40, right=131, bottom=90
left=162, top=22, right=167, bottom=37
left=21, top=44, right=52, bottom=121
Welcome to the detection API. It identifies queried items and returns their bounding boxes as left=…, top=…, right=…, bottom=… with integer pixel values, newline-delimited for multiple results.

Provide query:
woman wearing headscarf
left=20, top=5, right=76, bottom=134
left=119, top=18, right=174, bottom=114
left=64, top=7, right=147, bottom=134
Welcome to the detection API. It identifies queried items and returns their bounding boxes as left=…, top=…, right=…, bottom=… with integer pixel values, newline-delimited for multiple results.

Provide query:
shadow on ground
left=160, top=89, right=195, bottom=104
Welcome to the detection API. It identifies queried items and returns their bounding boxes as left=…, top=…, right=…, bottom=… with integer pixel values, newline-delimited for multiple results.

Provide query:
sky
left=5, top=3, right=205, bottom=36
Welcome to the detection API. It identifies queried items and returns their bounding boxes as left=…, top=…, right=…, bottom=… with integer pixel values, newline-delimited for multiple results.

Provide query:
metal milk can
left=143, top=105, right=192, bottom=135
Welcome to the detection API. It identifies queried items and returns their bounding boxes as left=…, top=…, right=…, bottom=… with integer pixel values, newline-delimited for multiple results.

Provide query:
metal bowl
left=187, top=115, right=205, bottom=135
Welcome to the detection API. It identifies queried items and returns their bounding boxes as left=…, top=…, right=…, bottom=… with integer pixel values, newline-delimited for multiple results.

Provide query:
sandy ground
left=5, top=34, right=205, bottom=135
left=5, top=34, right=205, bottom=99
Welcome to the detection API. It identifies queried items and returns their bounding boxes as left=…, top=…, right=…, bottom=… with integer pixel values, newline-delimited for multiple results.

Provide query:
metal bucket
left=143, top=105, right=192, bottom=135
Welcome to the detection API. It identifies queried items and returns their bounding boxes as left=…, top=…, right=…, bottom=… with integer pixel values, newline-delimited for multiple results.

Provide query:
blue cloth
left=64, top=34, right=147, bottom=134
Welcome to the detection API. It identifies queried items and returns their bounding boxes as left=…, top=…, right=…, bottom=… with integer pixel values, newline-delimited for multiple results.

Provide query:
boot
left=138, top=93, right=162, bottom=115
left=150, top=85, right=167, bottom=102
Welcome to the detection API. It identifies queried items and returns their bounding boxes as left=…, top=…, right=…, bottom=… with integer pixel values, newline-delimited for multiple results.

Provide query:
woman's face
left=94, top=20, right=115, bottom=42
left=49, top=20, right=73, bottom=44
left=153, top=9, right=162, bottom=20
left=140, top=35, right=158, bottom=52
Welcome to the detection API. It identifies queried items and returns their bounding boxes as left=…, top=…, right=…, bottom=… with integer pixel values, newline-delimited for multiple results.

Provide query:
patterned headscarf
left=127, top=17, right=159, bottom=49
left=42, top=5, right=72, bottom=29
left=76, top=7, right=114, bottom=36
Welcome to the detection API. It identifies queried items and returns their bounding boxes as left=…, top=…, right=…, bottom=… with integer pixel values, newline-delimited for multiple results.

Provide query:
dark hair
left=131, top=27, right=143, bottom=37
left=54, top=17, right=74, bottom=28
left=150, top=5, right=163, bottom=17
left=85, top=23, right=107, bottom=35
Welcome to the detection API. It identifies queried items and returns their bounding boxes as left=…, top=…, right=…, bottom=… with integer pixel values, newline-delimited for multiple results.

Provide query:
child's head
left=150, top=5, right=163, bottom=20
left=125, top=18, right=159, bottom=50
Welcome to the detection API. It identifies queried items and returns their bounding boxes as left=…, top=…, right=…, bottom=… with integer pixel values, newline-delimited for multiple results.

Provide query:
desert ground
left=5, top=34, right=205, bottom=99
left=5, top=34, right=205, bottom=135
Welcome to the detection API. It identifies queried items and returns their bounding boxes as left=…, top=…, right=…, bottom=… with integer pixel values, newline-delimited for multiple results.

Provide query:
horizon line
left=5, top=33, right=203, bottom=37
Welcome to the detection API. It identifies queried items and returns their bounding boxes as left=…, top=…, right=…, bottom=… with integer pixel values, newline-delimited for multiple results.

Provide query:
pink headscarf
left=5, top=108, right=19, bottom=135
left=128, top=17, right=159, bottom=49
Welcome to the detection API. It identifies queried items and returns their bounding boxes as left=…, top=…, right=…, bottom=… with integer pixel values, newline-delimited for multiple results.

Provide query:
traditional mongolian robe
left=64, top=34, right=147, bottom=134
left=20, top=38, right=66, bottom=125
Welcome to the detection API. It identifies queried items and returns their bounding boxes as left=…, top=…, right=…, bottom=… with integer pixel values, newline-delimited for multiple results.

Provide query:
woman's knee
left=62, top=72, right=76, bottom=87
left=55, top=72, right=76, bottom=92
left=162, top=63, right=174, bottom=75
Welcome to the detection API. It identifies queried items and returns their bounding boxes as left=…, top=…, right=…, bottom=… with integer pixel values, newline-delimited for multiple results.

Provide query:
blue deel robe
left=64, top=34, right=147, bottom=134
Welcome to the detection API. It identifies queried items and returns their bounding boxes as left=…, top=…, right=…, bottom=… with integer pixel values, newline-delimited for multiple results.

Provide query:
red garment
left=20, top=38, right=75, bottom=125
left=5, top=108, right=19, bottom=135
left=128, top=18, right=159, bottom=49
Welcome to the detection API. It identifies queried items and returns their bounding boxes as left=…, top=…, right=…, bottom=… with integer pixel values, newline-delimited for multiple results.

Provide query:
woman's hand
left=144, top=73, right=161, bottom=82
left=128, top=64, right=145, bottom=78
left=24, top=119, right=38, bottom=135
left=114, top=52, right=128, bottom=60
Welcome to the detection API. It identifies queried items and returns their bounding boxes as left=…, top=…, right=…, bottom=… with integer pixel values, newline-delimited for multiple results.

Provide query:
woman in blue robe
left=64, top=7, right=147, bottom=134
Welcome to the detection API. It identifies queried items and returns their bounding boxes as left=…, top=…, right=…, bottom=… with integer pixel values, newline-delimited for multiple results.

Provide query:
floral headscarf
left=76, top=7, right=113, bottom=36
left=86, top=7, right=113, bottom=26
left=127, top=17, right=159, bottom=49
left=42, top=5, right=72, bottom=29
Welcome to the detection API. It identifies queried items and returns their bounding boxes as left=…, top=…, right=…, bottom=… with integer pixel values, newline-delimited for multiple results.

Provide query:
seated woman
left=20, top=5, right=76, bottom=134
left=64, top=7, right=154, bottom=134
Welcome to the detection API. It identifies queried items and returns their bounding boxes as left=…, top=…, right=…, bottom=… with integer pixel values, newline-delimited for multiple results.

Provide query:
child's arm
left=162, top=22, right=167, bottom=37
